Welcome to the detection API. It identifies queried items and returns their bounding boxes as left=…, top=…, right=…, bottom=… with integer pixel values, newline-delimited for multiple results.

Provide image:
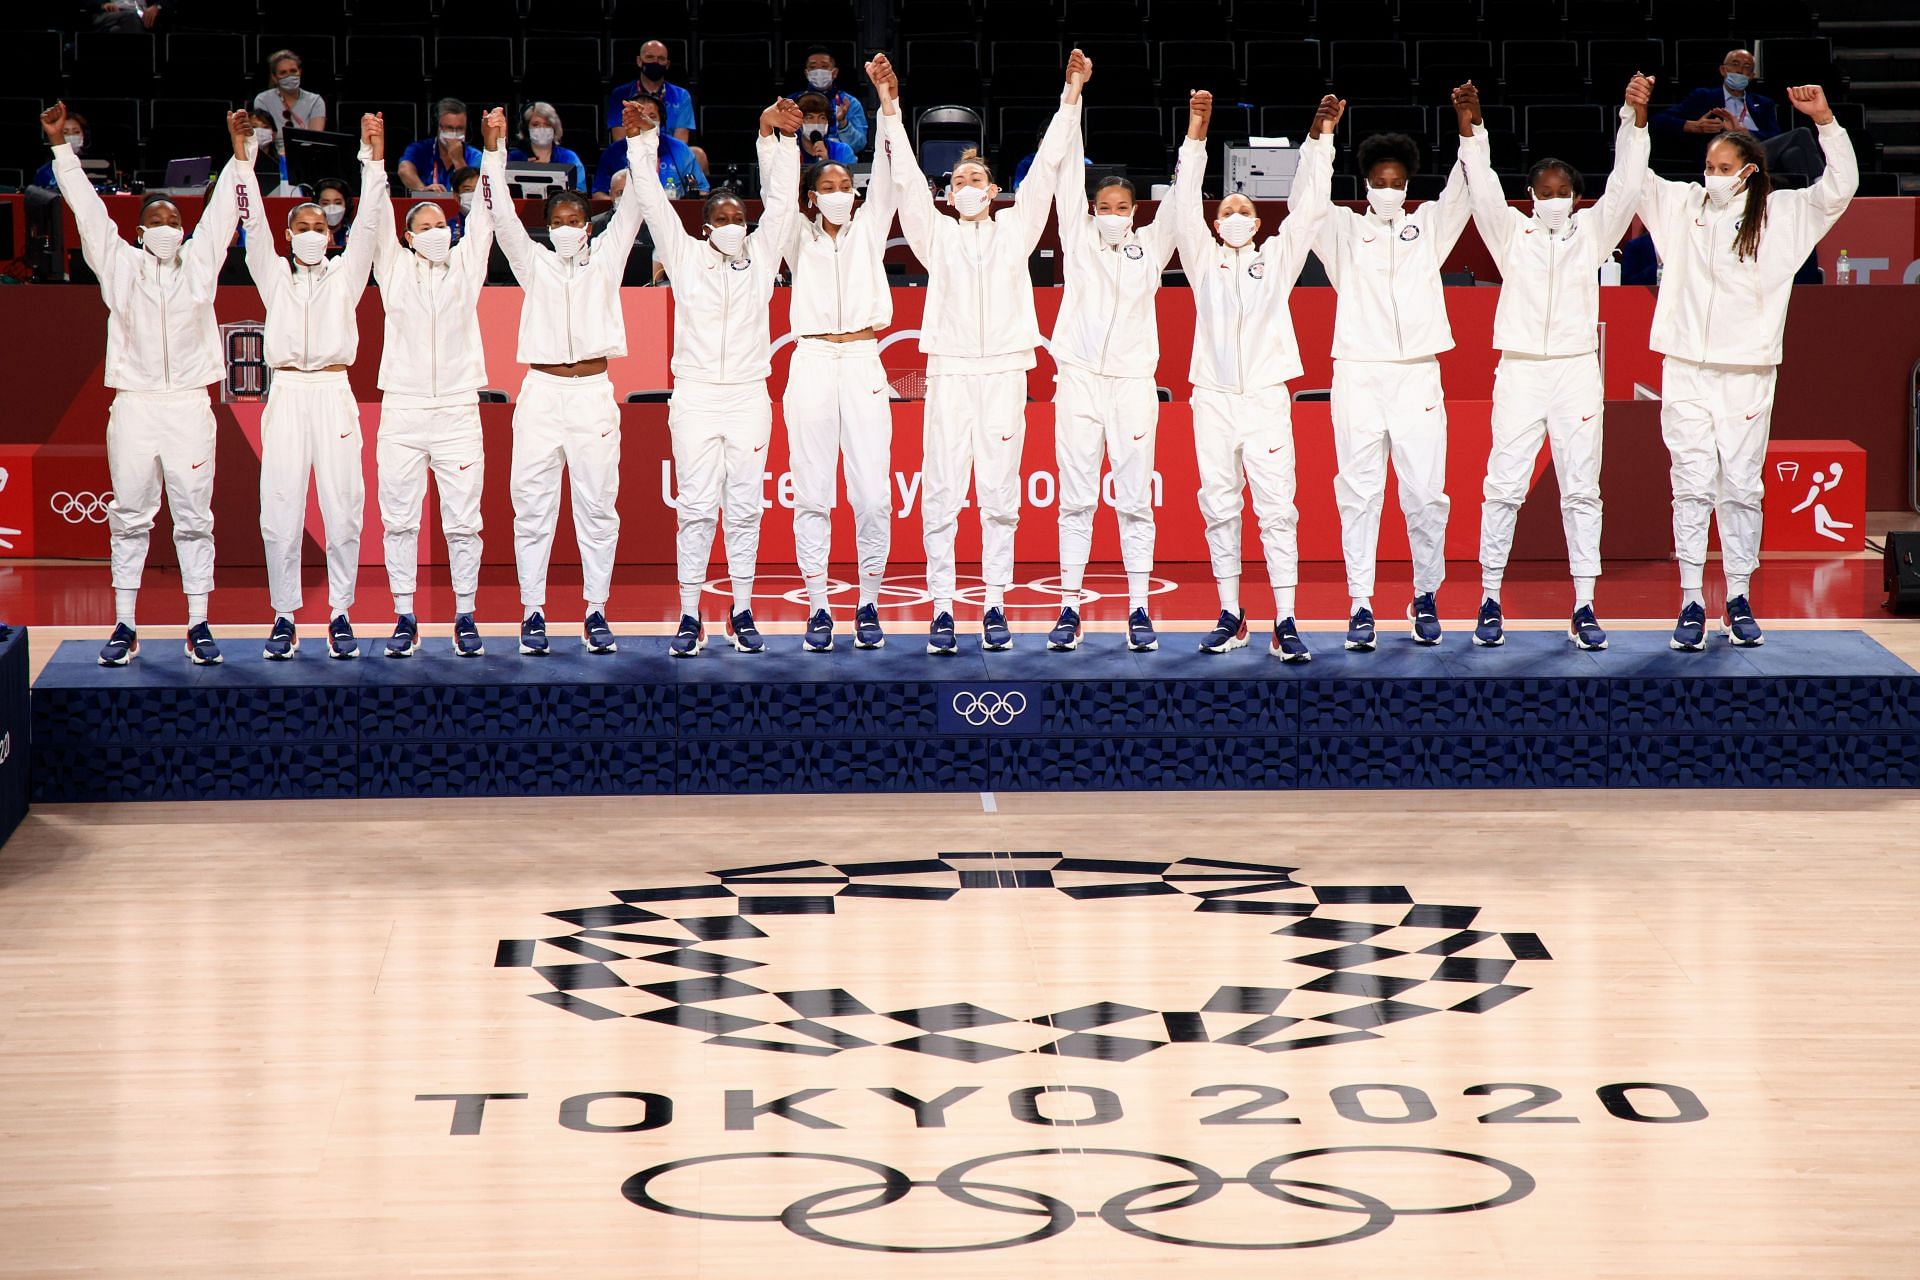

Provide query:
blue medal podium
left=29, top=629, right=1920, bottom=801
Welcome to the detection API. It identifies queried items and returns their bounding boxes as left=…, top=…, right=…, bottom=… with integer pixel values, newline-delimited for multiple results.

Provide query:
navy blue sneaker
left=98, top=623, right=138, bottom=667
left=584, top=610, right=617, bottom=654
left=982, top=607, right=1013, bottom=652
left=853, top=603, right=885, bottom=649
left=1723, top=595, right=1764, bottom=647
left=386, top=613, right=419, bottom=658
left=185, top=622, right=222, bottom=665
left=327, top=614, right=358, bottom=660
left=670, top=614, right=705, bottom=657
left=1047, top=606, right=1081, bottom=651
left=1127, top=607, right=1158, bottom=652
left=1409, top=593, right=1442, bottom=646
left=803, top=608, right=835, bottom=652
left=1345, top=607, right=1377, bottom=652
left=927, top=611, right=958, bottom=655
left=1670, top=601, right=1708, bottom=652
left=263, top=616, right=298, bottom=661
left=1198, top=609, right=1248, bottom=654
left=1473, top=597, right=1504, bottom=647
left=727, top=609, right=765, bottom=653
left=519, top=611, right=550, bottom=656
left=1569, top=604, right=1607, bottom=651
left=452, top=612, right=483, bottom=657
left=1271, top=617, right=1311, bottom=662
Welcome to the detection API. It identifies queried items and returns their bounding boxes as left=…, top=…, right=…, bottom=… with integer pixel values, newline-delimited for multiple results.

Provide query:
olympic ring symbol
left=622, top=1145, right=1534, bottom=1252
left=950, top=690, right=1028, bottom=727
left=50, top=491, right=114, bottom=524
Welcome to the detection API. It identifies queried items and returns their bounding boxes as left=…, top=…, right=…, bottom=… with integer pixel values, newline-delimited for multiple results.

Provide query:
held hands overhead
left=1452, top=82, right=1482, bottom=134
left=761, top=98, right=804, bottom=138
left=1310, top=94, right=1347, bottom=139
left=481, top=107, right=507, bottom=151
left=226, top=109, right=253, bottom=160
left=362, top=111, right=385, bottom=162
left=866, top=55, right=899, bottom=115
left=621, top=99, right=653, bottom=135
left=1625, top=72, right=1655, bottom=127
left=1787, top=84, right=1834, bottom=126
left=1187, top=89, right=1212, bottom=140
left=1065, top=47, right=1094, bottom=104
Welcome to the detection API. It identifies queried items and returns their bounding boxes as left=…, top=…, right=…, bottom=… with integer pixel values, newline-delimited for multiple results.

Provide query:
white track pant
left=669, top=378, right=773, bottom=601
left=511, top=369, right=620, bottom=610
left=782, top=338, right=891, bottom=591
left=1480, top=352, right=1604, bottom=583
left=1192, top=385, right=1299, bottom=594
left=1054, top=364, right=1157, bottom=584
left=377, top=402, right=484, bottom=606
left=104, top=387, right=216, bottom=596
left=259, top=370, right=363, bottom=616
left=923, top=368, right=1027, bottom=604
left=1331, top=356, right=1450, bottom=598
left=1660, top=356, right=1777, bottom=581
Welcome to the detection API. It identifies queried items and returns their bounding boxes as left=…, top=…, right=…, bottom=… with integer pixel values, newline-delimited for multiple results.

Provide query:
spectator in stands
left=508, top=102, right=587, bottom=190
left=609, top=41, right=693, bottom=145
left=598, top=93, right=706, bottom=198
left=33, top=111, right=92, bottom=189
left=1655, top=48, right=1824, bottom=183
left=796, top=93, right=856, bottom=167
left=88, top=1, right=163, bottom=33
left=449, top=166, right=480, bottom=243
left=398, top=98, right=481, bottom=193
left=787, top=47, right=868, bottom=156
left=248, top=107, right=297, bottom=195
left=313, top=176, right=352, bottom=252
left=253, top=49, right=327, bottom=134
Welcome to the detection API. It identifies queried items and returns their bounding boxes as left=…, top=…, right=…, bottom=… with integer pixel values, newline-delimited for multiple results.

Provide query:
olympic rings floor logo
left=950, top=689, right=1028, bottom=727
left=49, top=491, right=113, bottom=524
left=622, top=1145, right=1534, bottom=1253
left=498, top=853, right=1552, bottom=1063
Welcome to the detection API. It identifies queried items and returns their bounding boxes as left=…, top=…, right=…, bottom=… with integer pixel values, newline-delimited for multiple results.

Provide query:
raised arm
left=338, top=113, right=389, bottom=284
left=1010, top=49, right=1090, bottom=252
left=857, top=58, right=900, bottom=237
left=1589, top=76, right=1655, bottom=251
left=751, top=98, right=805, bottom=257
left=878, top=78, right=940, bottom=267
left=182, top=111, right=259, bottom=286
left=1411, top=83, right=1480, bottom=260
left=1169, top=91, right=1215, bottom=273
left=1271, top=98, right=1341, bottom=276
left=1453, top=83, right=1515, bottom=266
left=623, top=100, right=702, bottom=280
left=41, top=103, right=128, bottom=274
left=1781, top=85, right=1857, bottom=249
left=478, top=107, right=538, bottom=284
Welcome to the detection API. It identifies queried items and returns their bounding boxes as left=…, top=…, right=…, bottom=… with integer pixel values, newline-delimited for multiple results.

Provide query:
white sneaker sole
left=854, top=634, right=884, bottom=649
left=1472, top=633, right=1503, bottom=647
left=185, top=645, right=223, bottom=665
left=328, top=643, right=358, bottom=660
left=1198, top=634, right=1248, bottom=654
left=926, top=639, right=957, bottom=655
left=983, top=638, right=1013, bottom=652
left=728, top=635, right=763, bottom=653
left=585, top=639, right=619, bottom=654
left=1721, top=625, right=1764, bottom=647
left=1670, top=636, right=1706, bottom=651
left=669, top=639, right=705, bottom=658
left=803, top=635, right=835, bottom=652
left=450, top=639, right=484, bottom=657
left=1047, top=632, right=1081, bottom=652
left=1344, top=637, right=1376, bottom=651
left=1271, top=643, right=1311, bottom=663
left=519, top=639, right=550, bottom=655
left=387, top=638, right=419, bottom=658
left=263, top=642, right=298, bottom=660
left=1568, top=630, right=1607, bottom=651
left=1128, top=636, right=1159, bottom=652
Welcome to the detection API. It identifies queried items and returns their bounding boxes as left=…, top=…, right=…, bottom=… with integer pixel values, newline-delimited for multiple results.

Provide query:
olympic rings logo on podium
left=622, top=1145, right=1536, bottom=1252
left=50, top=491, right=113, bottom=524
left=950, top=690, right=1028, bottom=727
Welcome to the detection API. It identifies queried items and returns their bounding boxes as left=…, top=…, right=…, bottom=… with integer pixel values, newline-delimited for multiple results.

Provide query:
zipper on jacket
left=159, top=263, right=172, bottom=389
left=972, top=221, right=986, bottom=356
left=831, top=227, right=845, bottom=333
left=1388, top=220, right=1405, bottom=357
left=719, top=254, right=732, bottom=377
left=1230, top=245, right=1247, bottom=395
left=1096, top=240, right=1123, bottom=375
left=1543, top=229, right=1557, bottom=354
left=563, top=259, right=577, bottom=364
left=429, top=261, right=440, bottom=398
left=1701, top=207, right=1719, bottom=363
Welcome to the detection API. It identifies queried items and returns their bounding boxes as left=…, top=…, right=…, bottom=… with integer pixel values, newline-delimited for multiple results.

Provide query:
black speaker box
left=1885, top=531, right=1920, bottom=613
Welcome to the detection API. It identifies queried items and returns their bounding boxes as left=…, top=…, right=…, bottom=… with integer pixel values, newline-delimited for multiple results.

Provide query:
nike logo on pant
left=1581, top=413, right=1596, bottom=422
left=602, top=428, right=616, bottom=437
left=339, top=431, right=352, bottom=439
left=191, top=460, right=208, bottom=469
left=458, top=462, right=476, bottom=471
left=1745, top=411, right=1762, bottom=420
left=1000, top=434, right=1015, bottom=442
left=1132, top=432, right=1147, bottom=441
left=1424, top=404, right=1438, bottom=412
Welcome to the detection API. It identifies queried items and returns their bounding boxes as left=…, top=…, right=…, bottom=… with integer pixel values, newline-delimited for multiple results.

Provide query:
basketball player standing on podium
left=884, top=49, right=1087, bottom=654
left=42, top=102, right=255, bottom=667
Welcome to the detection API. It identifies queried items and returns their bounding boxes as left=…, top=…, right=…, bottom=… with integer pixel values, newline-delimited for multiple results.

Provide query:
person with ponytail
left=1175, top=90, right=1342, bottom=661
left=778, top=55, right=902, bottom=654
left=1638, top=84, right=1855, bottom=651
left=1458, top=73, right=1653, bottom=652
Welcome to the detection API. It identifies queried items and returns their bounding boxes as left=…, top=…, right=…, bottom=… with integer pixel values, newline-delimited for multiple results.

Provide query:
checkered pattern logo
left=496, top=854, right=1551, bottom=1062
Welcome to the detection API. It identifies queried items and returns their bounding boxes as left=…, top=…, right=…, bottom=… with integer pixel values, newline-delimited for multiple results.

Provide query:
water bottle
left=1835, top=249, right=1852, bottom=285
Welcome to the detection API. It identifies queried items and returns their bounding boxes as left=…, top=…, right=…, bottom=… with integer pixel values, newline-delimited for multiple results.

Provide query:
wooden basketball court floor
left=3, top=619, right=1917, bottom=1278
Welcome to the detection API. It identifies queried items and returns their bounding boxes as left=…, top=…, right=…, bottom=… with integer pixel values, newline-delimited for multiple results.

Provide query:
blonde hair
left=951, top=147, right=994, bottom=183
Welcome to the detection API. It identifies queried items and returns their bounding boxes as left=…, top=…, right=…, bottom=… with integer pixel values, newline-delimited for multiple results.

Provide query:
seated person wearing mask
left=253, top=49, right=326, bottom=132
left=786, top=47, right=868, bottom=156
left=312, top=175, right=352, bottom=251
left=796, top=92, right=857, bottom=167
left=508, top=102, right=587, bottom=190
left=399, top=98, right=481, bottom=193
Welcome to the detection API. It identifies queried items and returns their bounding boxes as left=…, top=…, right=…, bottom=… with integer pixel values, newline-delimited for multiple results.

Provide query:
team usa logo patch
left=496, top=853, right=1552, bottom=1064
left=729, top=257, right=752, bottom=270
left=1247, top=261, right=1266, bottom=278
left=1399, top=223, right=1421, bottom=241
left=1123, top=243, right=1145, bottom=259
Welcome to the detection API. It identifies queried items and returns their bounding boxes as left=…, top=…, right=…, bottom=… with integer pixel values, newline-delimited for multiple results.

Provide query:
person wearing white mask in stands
left=780, top=56, right=900, bottom=654
left=368, top=128, right=495, bottom=659
left=1043, top=76, right=1194, bottom=655
left=1177, top=90, right=1341, bottom=661
left=630, top=98, right=804, bottom=657
left=41, top=102, right=255, bottom=667
left=885, top=49, right=1087, bottom=654
left=480, top=105, right=652, bottom=657
left=241, top=112, right=388, bottom=662
left=1458, top=74, right=1653, bottom=652
left=1637, top=84, right=1855, bottom=651
left=1315, top=85, right=1478, bottom=651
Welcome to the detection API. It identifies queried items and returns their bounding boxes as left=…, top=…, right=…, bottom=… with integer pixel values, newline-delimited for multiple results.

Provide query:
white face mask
left=1531, top=194, right=1574, bottom=232
left=814, top=190, right=856, bottom=225
left=139, top=224, right=184, bottom=261
left=549, top=224, right=590, bottom=258
left=949, top=185, right=992, bottom=217
left=1216, top=212, right=1256, bottom=248
left=253, top=128, right=275, bottom=153
left=410, top=226, right=452, bottom=263
left=290, top=228, right=329, bottom=265
left=529, top=126, right=555, bottom=148
left=320, top=203, right=345, bottom=227
left=63, top=132, right=83, bottom=155
left=1095, top=212, right=1133, bottom=246
left=801, top=123, right=828, bottom=146
left=458, top=191, right=475, bottom=212
left=806, top=68, right=834, bottom=90
left=1704, top=168, right=1750, bottom=207
left=440, top=129, right=466, bottom=147
left=277, top=73, right=301, bottom=92
left=1366, top=184, right=1407, bottom=217
left=707, top=222, right=747, bottom=256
